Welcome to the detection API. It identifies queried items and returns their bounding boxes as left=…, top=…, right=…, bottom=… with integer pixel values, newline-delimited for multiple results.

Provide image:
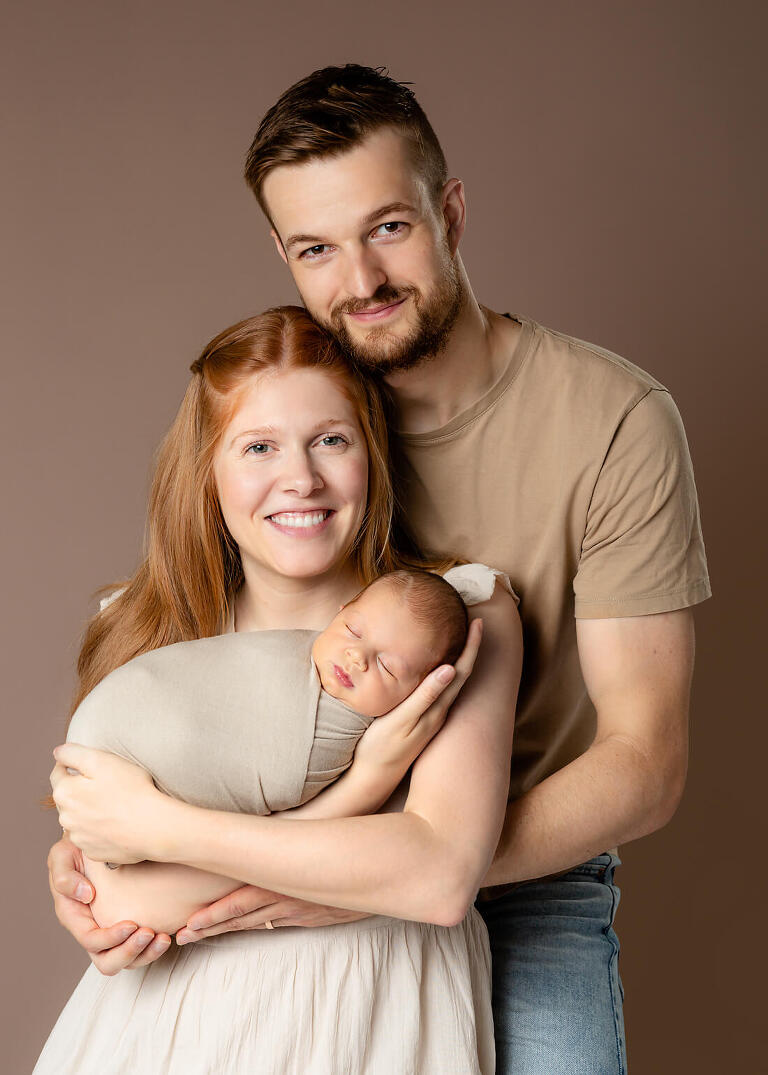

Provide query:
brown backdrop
left=4, top=2, right=766, bottom=1071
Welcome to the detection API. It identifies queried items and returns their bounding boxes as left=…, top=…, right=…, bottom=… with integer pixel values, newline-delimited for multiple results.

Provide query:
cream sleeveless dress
left=33, top=564, right=512, bottom=1075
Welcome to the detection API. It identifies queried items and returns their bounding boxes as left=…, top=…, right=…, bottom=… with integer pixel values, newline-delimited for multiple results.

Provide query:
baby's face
left=312, top=581, right=437, bottom=717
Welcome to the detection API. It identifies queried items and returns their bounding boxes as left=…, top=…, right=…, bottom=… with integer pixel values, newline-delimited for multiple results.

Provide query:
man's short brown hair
left=244, top=64, right=448, bottom=220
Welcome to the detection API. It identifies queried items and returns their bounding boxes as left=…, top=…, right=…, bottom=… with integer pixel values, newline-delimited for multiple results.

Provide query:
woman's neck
left=234, top=563, right=362, bottom=633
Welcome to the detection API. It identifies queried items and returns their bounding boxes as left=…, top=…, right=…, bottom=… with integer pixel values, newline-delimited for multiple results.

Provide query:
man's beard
left=314, top=257, right=465, bottom=376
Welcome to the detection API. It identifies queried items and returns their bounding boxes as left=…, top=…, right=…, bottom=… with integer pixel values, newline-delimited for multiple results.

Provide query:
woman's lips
left=347, top=297, right=407, bottom=323
left=266, top=509, right=334, bottom=537
left=333, top=664, right=354, bottom=689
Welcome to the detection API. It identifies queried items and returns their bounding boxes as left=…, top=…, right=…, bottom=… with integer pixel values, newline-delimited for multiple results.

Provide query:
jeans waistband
left=476, top=851, right=619, bottom=903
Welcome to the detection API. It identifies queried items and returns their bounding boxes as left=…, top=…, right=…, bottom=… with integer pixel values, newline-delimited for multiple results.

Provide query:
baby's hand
left=352, top=618, right=483, bottom=776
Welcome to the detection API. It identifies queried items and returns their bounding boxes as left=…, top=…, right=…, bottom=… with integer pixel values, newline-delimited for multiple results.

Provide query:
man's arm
left=483, top=607, right=693, bottom=886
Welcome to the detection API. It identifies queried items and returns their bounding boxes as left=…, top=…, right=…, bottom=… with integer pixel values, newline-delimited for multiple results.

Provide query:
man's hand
left=47, top=837, right=171, bottom=974
left=175, top=884, right=369, bottom=944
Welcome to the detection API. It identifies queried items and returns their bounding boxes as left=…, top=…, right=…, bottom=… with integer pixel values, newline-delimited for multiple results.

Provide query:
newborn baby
left=66, top=568, right=469, bottom=821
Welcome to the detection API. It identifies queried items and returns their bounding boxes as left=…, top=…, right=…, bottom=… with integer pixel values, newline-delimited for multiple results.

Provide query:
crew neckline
left=397, top=313, right=535, bottom=445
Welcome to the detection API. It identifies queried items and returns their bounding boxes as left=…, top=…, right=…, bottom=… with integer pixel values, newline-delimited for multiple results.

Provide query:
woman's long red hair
left=70, top=306, right=446, bottom=716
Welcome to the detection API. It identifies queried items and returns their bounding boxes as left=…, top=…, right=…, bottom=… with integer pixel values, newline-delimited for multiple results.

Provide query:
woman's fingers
left=395, top=617, right=485, bottom=738
left=452, top=616, right=485, bottom=680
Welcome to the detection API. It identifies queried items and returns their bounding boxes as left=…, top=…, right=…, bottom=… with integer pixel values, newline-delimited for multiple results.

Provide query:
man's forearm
left=483, top=733, right=685, bottom=886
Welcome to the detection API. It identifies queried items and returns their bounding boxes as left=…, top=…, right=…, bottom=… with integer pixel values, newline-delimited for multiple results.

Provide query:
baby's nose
left=345, top=646, right=367, bottom=671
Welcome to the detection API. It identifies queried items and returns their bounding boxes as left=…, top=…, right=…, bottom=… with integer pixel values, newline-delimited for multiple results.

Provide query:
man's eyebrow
left=283, top=202, right=420, bottom=253
left=359, top=201, right=419, bottom=227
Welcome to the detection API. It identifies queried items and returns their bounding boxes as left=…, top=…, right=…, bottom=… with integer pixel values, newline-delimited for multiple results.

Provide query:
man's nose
left=344, top=246, right=387, bottom=299
left=345, top=646, right=367, bottom=671
left=281, top=450, right=323, bottom=497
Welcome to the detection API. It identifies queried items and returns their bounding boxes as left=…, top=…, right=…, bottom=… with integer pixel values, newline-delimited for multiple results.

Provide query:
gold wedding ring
left=264, top=919, right=275, bottom=929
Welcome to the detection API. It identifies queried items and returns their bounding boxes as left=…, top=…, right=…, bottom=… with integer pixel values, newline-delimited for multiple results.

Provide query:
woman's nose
left=345, top=646, right=367, bottom=671
left=281, top=451, right=323, bottom=497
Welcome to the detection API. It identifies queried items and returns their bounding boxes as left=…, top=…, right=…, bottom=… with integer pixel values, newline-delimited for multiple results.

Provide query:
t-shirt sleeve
left=573, top=388, right=711, bottom=618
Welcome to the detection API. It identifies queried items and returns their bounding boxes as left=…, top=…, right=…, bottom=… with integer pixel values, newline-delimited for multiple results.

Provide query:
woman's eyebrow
left=227, top=426, right=275, bottom=448
left=228, top=419, right=355, bottom=449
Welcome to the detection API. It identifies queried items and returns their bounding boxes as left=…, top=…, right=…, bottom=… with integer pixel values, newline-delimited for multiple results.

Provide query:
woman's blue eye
left=320, top=435, right=346, bottom=447
left=245, top=443, right=271, bottom=455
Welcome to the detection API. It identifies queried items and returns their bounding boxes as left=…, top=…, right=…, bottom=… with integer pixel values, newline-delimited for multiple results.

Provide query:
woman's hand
left=50, top=744, right=168, bottom=864
left=351, top=616, right=484, bottom=779
left=47, top=837, right=172, bottom=974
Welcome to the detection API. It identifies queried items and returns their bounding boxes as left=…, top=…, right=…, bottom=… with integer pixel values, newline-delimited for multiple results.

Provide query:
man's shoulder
left=515, top=313, right=668, bottom=401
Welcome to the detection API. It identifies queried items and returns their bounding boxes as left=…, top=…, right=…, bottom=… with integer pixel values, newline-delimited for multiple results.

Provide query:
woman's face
left=213, top=367, right=369, bottom=587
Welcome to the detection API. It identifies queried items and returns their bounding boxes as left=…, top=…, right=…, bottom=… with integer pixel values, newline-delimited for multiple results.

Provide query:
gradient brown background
left=4, top=1, right=766, bottom=1071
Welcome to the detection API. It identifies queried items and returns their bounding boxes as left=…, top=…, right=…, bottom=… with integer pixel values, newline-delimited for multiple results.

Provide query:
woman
left=40, top=306, right=521, bottom=1074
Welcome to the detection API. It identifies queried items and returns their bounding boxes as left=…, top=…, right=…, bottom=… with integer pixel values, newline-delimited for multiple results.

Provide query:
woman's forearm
left=153, top=801, right=469, bottom=926
left=83, top=855, right=242, bottom=935
left=147, top=589, right=521, bottom=927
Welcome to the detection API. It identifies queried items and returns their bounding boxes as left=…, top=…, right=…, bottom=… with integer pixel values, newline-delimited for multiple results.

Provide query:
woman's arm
left=55, top=585, right=521, bottom=926
left=77, top=653, right=464, bottom=932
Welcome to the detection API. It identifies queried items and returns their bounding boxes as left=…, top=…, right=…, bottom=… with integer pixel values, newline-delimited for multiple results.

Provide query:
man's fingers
left=185, top=885, right=283, bottom=932
left=47, top=840, right=94, bottom=902
left=179, top=901, right=295, bottom=942
left=127, top=933, right=172, bottom=968
left=49, top=867, right=93, bottom=903
left=91, top=928, right=157, bottom=975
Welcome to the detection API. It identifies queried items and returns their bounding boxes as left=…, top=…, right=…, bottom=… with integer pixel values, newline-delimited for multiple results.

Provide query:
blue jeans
left=476, top=852, right=627, bottom=1074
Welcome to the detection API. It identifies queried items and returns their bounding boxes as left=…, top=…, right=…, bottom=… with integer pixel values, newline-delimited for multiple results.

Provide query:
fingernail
left=75, top=883, right=93, bottom=902
left=437, top=666, right=454, bottom=684
left=117, top=925, right=137, bottom=939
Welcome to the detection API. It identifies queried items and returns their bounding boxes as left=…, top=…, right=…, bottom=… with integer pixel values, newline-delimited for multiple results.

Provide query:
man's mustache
left=331, top=285, right=417, bottom=319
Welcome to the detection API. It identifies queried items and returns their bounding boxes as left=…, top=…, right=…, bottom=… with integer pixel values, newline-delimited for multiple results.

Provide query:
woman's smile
left=266, top=508, right=335, bottom=536
left=213, top=367, right=369, bottom=585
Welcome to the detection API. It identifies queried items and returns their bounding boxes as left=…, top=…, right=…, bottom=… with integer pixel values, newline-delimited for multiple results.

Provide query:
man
left=49, top=65, right=710, bottom=1072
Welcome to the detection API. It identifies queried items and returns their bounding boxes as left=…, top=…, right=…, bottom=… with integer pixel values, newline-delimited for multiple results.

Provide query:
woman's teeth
left=269, top=511, right=329, bottom=528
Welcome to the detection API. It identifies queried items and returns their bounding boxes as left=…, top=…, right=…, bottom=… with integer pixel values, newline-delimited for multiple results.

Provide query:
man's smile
left=346, top=297, right=407, bottom=323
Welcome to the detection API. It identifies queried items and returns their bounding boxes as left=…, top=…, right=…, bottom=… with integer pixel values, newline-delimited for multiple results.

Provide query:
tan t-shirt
left=399, top=313, right=711, bottom=801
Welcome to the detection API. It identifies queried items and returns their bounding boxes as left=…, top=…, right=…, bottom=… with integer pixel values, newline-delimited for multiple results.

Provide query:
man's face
left=262, top=127, right=465, bottom=375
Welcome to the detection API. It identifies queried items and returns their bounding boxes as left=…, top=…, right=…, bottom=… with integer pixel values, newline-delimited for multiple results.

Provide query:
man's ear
left=271, top=228, right=288, bottom=266
left=441, top=178, right=466, bottom=256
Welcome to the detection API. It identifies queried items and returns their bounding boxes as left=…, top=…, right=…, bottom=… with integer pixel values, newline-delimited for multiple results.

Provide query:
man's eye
left=373, top=221, right=407, bottom=238
left=300, top=244, right=330, bottom=259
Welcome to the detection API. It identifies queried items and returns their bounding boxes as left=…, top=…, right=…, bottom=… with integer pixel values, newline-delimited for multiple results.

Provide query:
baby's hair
left=361, top=569, right=469, bottom=670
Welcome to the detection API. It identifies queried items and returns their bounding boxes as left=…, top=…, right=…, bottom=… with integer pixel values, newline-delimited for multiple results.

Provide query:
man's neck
left=385, top=268, right=521, bottom=434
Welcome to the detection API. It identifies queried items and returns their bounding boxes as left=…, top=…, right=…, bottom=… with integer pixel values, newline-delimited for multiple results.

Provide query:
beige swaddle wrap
left=66, top=629, right=373, bottom=814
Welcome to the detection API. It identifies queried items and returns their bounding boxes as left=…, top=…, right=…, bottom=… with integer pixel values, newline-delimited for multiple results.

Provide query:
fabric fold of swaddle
left=67, top=629, right=372, bottom=815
